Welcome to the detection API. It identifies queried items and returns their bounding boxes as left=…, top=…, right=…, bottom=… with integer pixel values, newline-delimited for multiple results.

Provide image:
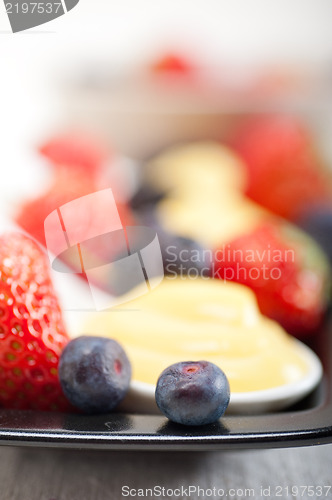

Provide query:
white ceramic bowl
left=118, top=339, right=323, bottom=415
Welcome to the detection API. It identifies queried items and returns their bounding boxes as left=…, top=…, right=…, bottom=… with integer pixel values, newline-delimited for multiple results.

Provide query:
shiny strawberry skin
left=213, top=221, right=330, bottom=337
left=0, top=232, right=71, bottom=411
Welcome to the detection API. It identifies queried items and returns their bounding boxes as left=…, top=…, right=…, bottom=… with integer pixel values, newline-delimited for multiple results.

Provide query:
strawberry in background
left=146, top=51, right=205, bottom=91
left=15, top=134, right=135, bottom=289
left=16, top=169, right=97, bottom=248
left=141, top=141, right=331, bottom=338
left=39, top=133, right=108, bottom=179
left=0, top=232, right=72, bottom=411
left=213, top=221, right=330, bottom=338
left=232, top=115, right=332, bottom=220
left=149, top=52, right=195, bottom=77
left=231, top=115, right=332, bottom=268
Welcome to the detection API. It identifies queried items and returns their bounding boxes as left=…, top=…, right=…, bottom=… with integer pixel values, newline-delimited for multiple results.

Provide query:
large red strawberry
left=232, top=115, right=332, bottom=220
left=0, top=232, right=71, bottom=411
left=212, top=221, right=330, bottom=337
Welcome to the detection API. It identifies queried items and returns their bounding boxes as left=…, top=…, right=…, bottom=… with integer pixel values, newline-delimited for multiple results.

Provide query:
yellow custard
left=82, top=278, right=308, bottom=393
left=145, top=142, right=269, bottom=247
left=145, top=141, right=248, bottom=196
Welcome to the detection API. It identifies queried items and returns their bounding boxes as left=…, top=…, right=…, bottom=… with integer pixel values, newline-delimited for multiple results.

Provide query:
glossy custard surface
left=82, top=279, right=308, bottom=392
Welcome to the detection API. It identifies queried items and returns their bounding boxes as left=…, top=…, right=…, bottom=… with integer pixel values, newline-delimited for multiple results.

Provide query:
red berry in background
left=212, top=221, right=330, bottom=337
left=150, top=53, right=195, bottom=76
left=15, top=170, right=98, bottom=248
left=15, top=131, right=135, bottom=295
left=15, top=171, right=134, bottom=297
left=0, top=232, right=71, bottom=411
left=15, top=169, right=134, bottom=251
left=232, top=116, right=332, bottom=220
left=39, top=133, right=108, bottom=178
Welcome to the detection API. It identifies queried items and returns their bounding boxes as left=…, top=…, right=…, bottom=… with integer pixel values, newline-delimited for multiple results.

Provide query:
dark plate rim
left=1, top=319, right=332, bottom=451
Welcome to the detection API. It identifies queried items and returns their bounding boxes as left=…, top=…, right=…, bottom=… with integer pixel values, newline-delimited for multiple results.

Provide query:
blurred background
left=1, top=0, right=332, bottom=195
left=1, top=0, right=332, bottom=337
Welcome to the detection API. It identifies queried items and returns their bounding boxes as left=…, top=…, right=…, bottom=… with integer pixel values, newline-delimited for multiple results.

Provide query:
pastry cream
left=145, top=141, right=248, bottom=196
left=82, top=278, right=308, bottom=393
left=145, top=142, right=268, bottom=247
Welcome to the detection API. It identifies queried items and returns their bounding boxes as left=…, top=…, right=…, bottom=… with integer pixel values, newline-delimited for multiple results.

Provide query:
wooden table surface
left=0, top=443, right=331, bottom=500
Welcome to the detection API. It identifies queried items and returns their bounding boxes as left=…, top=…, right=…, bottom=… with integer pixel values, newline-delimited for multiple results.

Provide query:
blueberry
left=59, top=336, right=131, bottom=414
left=129, top=184, right=166, bottom=210
left=155, top=361, right=230, bottom=426
left=159, top=233, right=211, bottom=277
left=136, top=209, right=211, bottom=277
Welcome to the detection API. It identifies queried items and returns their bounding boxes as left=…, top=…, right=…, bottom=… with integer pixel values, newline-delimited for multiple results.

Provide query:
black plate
left=0, top=317, right=332, bottom=451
